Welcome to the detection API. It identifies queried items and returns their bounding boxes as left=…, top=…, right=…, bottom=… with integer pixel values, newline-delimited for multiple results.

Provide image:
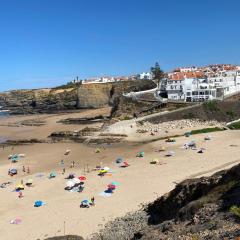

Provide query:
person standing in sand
left=22, top=165, right=25, bottom=172
left=91, top=196, right=95, bottom=206
left=27, top=166, right=30, bottom=174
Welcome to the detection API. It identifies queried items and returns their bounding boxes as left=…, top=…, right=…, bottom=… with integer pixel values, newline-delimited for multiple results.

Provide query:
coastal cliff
left=0, top=80, right=156, bottom=114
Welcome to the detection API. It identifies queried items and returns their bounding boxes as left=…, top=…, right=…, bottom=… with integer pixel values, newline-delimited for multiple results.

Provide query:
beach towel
left=10, top=218, right=22, bottom=225
left=99, top=191, right=112, bottom=197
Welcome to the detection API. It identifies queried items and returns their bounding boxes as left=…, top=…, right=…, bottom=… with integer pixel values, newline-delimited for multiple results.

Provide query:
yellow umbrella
left=27, top=179, right=33, bottom=184
left=16, top=184, right=24, bottom=190
left=99, top=169, right=107, bottom=174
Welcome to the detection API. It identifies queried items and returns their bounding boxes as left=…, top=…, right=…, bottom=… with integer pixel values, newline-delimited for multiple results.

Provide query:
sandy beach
left=0, top=109, right=240, bottom=240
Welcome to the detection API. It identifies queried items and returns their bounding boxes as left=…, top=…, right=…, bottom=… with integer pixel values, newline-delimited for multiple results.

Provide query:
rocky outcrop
left=45, top=236, right=84, bottom=240
left=58, top=115, right=108, bottom=125
left=0, top=80, right=156, bottom=114
left=0, top=88, right=78, bottom=114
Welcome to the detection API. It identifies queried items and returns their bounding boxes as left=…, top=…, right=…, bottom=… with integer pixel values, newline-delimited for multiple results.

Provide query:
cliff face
left=77, top=84, right=112, bottom=108
left=0, top=88, right=78, bottom=114
left=0, top=80, right=156, bottom=114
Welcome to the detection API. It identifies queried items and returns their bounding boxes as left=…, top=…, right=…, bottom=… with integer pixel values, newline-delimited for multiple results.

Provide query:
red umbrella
left=79, top=176, right=86, bottom=181
left=123, top=162, right=129, bottom=167
left=107, top=184, right=116, bottom=189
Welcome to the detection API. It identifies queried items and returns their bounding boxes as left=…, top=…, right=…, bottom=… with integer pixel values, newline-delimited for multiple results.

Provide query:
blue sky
left=0, top=0, right=240, bottom=91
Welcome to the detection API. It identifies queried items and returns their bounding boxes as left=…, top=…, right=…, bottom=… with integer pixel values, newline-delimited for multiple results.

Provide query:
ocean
left=0, top=111, right=9, bottom=143
left=0, top=111, right=9, bottom=117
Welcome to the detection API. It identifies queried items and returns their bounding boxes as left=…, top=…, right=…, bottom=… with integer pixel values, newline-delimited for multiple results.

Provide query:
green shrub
left=191, top=127, right=224, bottom=135
left=230, top=205, right=240, bottom=218
left=203, top=101, right=219, bottom=112
left=191, top=234, right=200, bottom=240
left=228, top=121, right=240, bottom=130
left=226, top=110, right=236, bottom=120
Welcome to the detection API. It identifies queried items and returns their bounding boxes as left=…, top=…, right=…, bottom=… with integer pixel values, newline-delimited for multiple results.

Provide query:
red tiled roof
left=169, top=71, right=205, bottom=80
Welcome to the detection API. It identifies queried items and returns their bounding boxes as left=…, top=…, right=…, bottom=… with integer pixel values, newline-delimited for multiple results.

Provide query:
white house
left=139, top=72, right=153, bottom=80
left=208, top=70, right=240, bottom=97
left=185, top=78, right=216, bottom=102
left=166, top=77, right=216, bottom=102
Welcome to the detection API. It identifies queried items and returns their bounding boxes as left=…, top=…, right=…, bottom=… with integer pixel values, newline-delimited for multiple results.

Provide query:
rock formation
left=0, top=80, right=156, bottom=114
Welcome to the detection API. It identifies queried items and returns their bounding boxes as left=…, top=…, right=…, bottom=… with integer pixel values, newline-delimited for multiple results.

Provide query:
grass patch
left=226, top=110, right=236, bottom=120
left=203, top=100, right=220, bottom=112
left=228, top=121, right=240, bottom=130
left=230, top=205, right=240, bottom=218
left=191, top=127, right=224, bottom=135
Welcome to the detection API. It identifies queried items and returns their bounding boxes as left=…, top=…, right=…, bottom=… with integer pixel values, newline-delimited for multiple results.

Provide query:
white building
left=166, top=78, right=185, bottom=100
left=139, top=72, right=153, bottom=80
left=185, top=78, right=216, bottom=102
left=166, top=78, right=216, bottom=102
left=174, top=66, right=198, bottom=73
left=208, top=70, right=240, bottom=97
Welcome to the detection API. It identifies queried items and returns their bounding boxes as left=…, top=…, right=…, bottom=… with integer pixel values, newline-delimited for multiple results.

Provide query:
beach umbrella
left=159, top=146, right=165, bottom=151
left=165, top=151, right=174, bottom=157
left=137, top=151, right=144, bottom=157
left=123, top=161, right=129, bottom=166
left=111, top=181, right=120, bottom=186
left=72, top=178, right=81, bottom=184
left=150, top=159, right=159, bottom=164
left=103, top=167, right=110, bottom=171
left=34, top=200, right=45, bottom=207
left=115, top=157, right=123, bottom=164
left=27, top=179, right=33, bottom=184
left=10, top=168, right=17, bottom=174
left=49, top=172, right=57, bottom=178
left=99, top=169, right=107, bottom=174
left=15, top=184, right=24, bottom=190
left=64, top=149, right=71, bottom=155
left=66, top=180, right=75, bottom=188
left=10, top=218, right=22, bottom=225
left=95, top=148, right=101, bottom=153
left=81, top=200, right=90, bottom=207
left=107, top=184, right=116, bottom=189
left=78, top=176, right=86, bottom=181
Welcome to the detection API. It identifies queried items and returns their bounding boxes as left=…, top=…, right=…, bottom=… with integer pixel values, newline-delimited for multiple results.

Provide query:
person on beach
left=27, top=167, right=30, bottom=174
left=62, top=168, right=65, bottom=174
left=22, top=165, right=25, bottom=172
left=18, top=191, right=23, bottom=198
left=91, top=196, right=95, bottom=206
left=71, top=161, right=75, bottom=168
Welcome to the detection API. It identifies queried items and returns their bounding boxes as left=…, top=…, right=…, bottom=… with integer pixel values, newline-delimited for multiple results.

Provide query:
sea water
left=0, top=111, right=9, bottom=143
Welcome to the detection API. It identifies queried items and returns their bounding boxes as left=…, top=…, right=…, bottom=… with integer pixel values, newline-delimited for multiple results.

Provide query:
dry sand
left=0, top=109, right=240, bottom=240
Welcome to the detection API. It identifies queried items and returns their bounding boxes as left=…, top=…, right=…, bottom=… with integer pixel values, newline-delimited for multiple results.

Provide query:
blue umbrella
left=34, top=200, right=45, bottom=207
